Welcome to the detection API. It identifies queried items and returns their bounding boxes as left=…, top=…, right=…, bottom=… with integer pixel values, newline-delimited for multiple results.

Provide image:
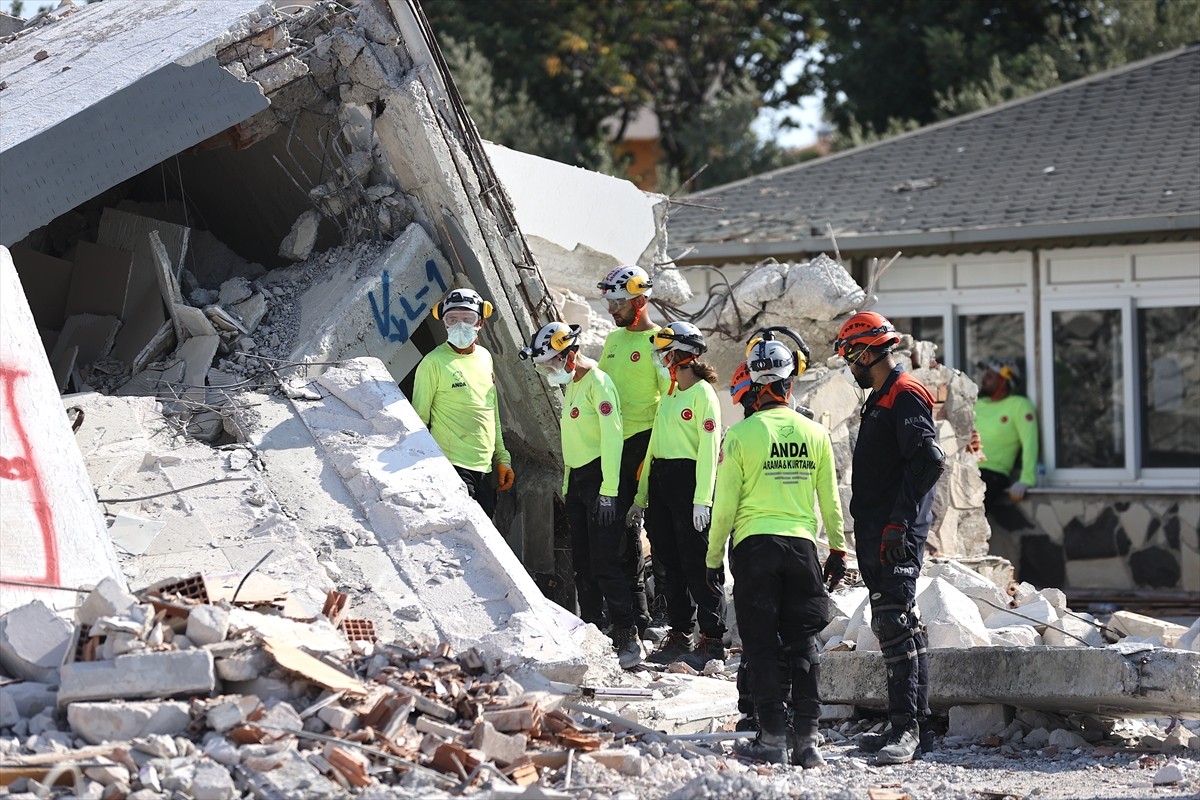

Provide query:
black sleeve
left=887, top=389, right=940, bottom=530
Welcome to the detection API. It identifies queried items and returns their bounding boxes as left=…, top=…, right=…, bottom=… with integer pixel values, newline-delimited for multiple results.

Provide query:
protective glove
left=1009, top=481, right=1029, bottom=502
left=880, top=523, right=907, bottom=565
left=692, top=504, right=711, bottom=532
left=594, top=494, right=617, bottom=527
left=823, top=549, right=846, bottom=591
left=496, top=463, right=515, bottom=492
left=705, top=565, right=724, bottom=596
left=626, top=502, right=645, bottom=529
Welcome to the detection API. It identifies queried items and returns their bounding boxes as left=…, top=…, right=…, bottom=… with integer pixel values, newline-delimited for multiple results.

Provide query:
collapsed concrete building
left=1, top=1, right=1199, bottom=796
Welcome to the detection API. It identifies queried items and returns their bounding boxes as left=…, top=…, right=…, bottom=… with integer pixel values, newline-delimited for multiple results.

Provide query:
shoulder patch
left=1000, top=415, right=1009, bottom=424
left=630, top=351, right=641, bottom=362
left=703, top=418, right=716, bottom=432
left=599, top=401, right=613, bottom=416
left=570, top=407, right=580, bottom=419
left=681, top=408, right=693, bottom=421
left=1025, top=413, right=1034, bottom=421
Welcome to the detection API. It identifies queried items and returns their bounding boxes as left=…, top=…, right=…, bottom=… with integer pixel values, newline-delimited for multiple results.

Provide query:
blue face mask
left=447, top=323, right=478, bottom=349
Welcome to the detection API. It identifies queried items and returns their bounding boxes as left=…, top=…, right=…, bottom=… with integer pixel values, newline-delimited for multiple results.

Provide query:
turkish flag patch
left=599, top=401, right=613, bottom=416
left=1000, top=415, right=1009, bottom=424
left=630, top=351, right=641, bottom=362
left=1025, top=413, right=1034, bottom=421
left=570, top=407, right=580, bottom=419
left=681, top=408, right=694, bottom=421
left=703, top=418, right=716, bottom=432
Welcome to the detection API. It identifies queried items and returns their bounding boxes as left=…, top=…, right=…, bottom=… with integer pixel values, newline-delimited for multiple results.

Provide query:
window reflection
left=1052, top=309, right=1124, bottom=468
left=958, top=313, right=1025, bottom=381
left=1139, top=306, right=1200, bottom=469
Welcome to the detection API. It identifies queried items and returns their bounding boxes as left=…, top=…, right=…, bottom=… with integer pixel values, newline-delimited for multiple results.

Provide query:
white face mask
left=447, top=323, right=478, bottom=349
left=545, top=367, right=573, bottom=386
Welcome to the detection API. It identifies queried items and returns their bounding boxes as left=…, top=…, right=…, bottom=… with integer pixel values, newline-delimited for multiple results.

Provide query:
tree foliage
left=425, top=0, right=817, bottom=189
left=809, top=0, right=1200, bottom=140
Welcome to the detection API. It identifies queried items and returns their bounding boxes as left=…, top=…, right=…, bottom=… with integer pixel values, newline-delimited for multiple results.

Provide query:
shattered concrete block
left=1023, top=727, right=1051, bottom=748
left=207, top=696, right=261, bottom=733
left=923, top=559, right=1010, bottom=620
left=83, top=760, right=130, bottom=787
left=1048, top=728, right=1090, bottom=749
left=472, top=720, right=527, bottom=767
left=1177, top=618, right=1200, bottom=652
left=1108, top=610, right=1189, bottom=647
left=279, top=210, right=321, bottom=261
left=230, top=292, right=268, bottom=333
left=985, top=597, right=1056, bottom=630
left=948, top=704, right=1013, bottom=739
left=0, top=600, right=74, bottom=683
left=0, top=681, right=56, bottom=721
left=481, top=705, right=535, bottom=732
left=67, top=701, right=191, bottom=745
left=77, top=578, right=139, bottom=628
left=1154, top=763, right=1186, bottom=785
left=1024, top=587, right=1068, bottom=612
left=241, top=749, right=341, bottom=799
left=0, top=690, right=18, bottom=729
left=192, top=760, right=237, bottom=800
left=214, top=647, right=271, bottom=681
left=1043, top=612, right=1106, bottom=648
left=916, top=577, right=991, bottom=648
left=186, top=605, right=230, bottom=646
left=586, top=746, right=648, bottom=776
left=58, top=650, right=215, bottom=706
left=819, top=704, right=855, bottom=721
left=988, top=626, right=1041, bottom=647
left=218, top=276, right=253, bottom=306
left=317, top=704, right=359, bottom=732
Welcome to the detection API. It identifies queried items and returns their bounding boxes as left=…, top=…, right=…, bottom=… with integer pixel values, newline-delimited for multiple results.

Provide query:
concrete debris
left=279, top=210, right=321, bottom=262
left=0, top=600, right=74, bottom=683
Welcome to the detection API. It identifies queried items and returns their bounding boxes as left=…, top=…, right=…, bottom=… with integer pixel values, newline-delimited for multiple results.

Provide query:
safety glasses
left=533, top=351, right=570, bottom=375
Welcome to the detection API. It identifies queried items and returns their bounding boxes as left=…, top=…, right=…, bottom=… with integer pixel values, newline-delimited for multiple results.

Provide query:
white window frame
left=951, top=302, right=1039, bottom=409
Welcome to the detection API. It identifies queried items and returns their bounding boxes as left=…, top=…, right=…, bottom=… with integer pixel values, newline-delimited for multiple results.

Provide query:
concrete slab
left=67, top=700, right=191, bottom=745
left=49, top=313, right=121, bottom=368
left=1, top=248, right=125, bottom=615
left=819, top=646, right=1200, bottom=717
left=11, top=248, right=72, bottom=329
left=66, top=241, right=134, bottom=319
left=58, top=649, right=216, bottom=706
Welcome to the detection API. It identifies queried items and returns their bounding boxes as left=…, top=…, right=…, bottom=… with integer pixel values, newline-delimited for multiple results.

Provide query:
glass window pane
left=889, top=315, right=944, bottom=363
left=1052, top=309, right=1124, bottom=468
left=958, top=312, right=1026, bottom=384
left=1139, top=305, right=1200, bottom=469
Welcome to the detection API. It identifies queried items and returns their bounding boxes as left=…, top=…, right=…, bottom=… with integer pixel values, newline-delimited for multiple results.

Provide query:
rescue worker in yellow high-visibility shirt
left=706, top=331, right=847, bottom=768
left=597, top=265, right=670, bottom=634
left=519, top=321, right=645, bottom=669
left=626, top=322, right=723, bottom=670
left=412, top=288, right=514, bottom=517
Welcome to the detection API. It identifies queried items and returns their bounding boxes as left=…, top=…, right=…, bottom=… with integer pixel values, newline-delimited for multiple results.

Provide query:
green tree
left=425, top=0, right=818, bottom=189
left=811, top=0, right=1200, bottom=140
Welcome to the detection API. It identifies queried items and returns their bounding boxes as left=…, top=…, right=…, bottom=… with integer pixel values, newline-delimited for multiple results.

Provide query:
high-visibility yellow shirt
left=975, top=394, right=1039, bottom=486
left=411, top=342, right=510, bottom=473
left=599, top=326, right=672, bottom=438
left=560, top=368, right=624, bottom=497
left=635, top=379, right=722, bottom=508
left=706, top=406, right=846, bottom=568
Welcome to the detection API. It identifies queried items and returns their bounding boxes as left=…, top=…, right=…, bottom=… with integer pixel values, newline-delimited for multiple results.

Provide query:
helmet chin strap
left=755, top=381, right=790, bottom=410
left=629, top=297, right=646, bottom=328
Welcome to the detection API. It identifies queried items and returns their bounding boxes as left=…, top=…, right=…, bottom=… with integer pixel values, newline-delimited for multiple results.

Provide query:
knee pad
left=784, top=636, right=820, bottom=674
left=871, top=609, right=916, bottom=654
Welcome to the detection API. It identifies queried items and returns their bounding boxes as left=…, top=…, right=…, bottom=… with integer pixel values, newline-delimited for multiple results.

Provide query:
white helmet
left=649, top=321, right=707, bottom=356
left=597, top=265, right=653, bottom=301
left=748, top=339, right=797, bottom=385
left=519, top=322, right=581, bottom=363
left=432, top=288, right=492, bottom=320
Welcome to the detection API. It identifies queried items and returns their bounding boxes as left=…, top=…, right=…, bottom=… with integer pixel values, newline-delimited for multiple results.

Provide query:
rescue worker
left=519, top=321, right=644, bottom=668
left=626, top=322, right=724, bottom=669
left=834, top=310, right=946, bottom=765
left=597, top=265, right=669, bottom=634
left=412, top=288, right=514, bottom=516
left=706, top=331, right=847, bottom=767
left=974, top=358, right=1038, bottom=532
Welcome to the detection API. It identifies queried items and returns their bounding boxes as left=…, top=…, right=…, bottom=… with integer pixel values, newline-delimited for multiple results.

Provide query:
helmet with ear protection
left=984, top=357, right=1021, bottom=384
left=519, top=322, right=581, bottom=363
left=745, top=326, right=810, bottom=383
left=597, top=265, right=653, bottom=301
left=649, top=321, right=707, bottom=356
left=432, top=288, right=493, bottom=320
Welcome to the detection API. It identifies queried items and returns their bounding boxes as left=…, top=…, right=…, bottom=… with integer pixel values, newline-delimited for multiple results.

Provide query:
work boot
left=790, top=733, right=826, bottom=768
left=858, top=720, right=935, bottom=753
left=735, top=713, right=758, bottom=732
left=733, top=730, right=789, bottom=764
left=679, top=633, right=725, bottom=671
left=612, top=625, right=645, bottom=670
left=875, top=723, right=920, bottom=765
left=646, top=630, right=692, bottom=665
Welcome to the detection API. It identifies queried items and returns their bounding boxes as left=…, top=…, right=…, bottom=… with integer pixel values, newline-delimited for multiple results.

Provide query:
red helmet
left=729, top=362, right=756, bottom=405
left=834, top=311, right=900, bottom=359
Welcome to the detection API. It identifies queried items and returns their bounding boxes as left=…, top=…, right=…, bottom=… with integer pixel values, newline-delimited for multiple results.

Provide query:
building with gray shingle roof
left=671, top=47, right=1199, bottom=596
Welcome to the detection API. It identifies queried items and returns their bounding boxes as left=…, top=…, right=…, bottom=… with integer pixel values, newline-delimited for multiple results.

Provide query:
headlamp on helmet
left=519, top=322, right=581, bottom=363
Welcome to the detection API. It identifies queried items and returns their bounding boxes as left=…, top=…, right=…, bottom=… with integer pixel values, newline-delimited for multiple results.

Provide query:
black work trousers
left=566, top=458, right=637, bottom=629
left=617, top=429, right=652, bottom=631
left=857, top=528, right=931, bottom=727
left=454, top=466, right=495, bottom=518
left=731, top=534, right=829, bottom=736
left=980, top=468, right=1033, bottom=531
left=644, top=458, right=725, bottom=638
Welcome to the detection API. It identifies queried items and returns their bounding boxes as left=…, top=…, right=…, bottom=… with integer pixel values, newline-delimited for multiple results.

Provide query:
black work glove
left=823, top=550, right=846, bottom=591
left=880, top=523, right=907, bottom=565
left=705, top=566, right=724, bottom=596
left=594, top=494, right=617, bottom=527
